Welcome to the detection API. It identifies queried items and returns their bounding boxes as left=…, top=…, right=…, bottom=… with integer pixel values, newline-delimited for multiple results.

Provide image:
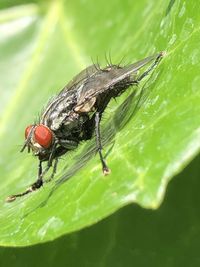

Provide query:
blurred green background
left=0, top=0, right=200, bottom=265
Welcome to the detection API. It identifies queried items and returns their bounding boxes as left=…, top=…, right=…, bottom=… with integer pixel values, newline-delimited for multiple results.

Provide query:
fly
left=6, top=51, right=165, bottom=202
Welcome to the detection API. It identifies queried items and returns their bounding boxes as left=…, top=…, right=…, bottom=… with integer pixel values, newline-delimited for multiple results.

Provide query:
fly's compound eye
left=34, top=125, right=53, bottom=148
left=25, top=125, right=34, bottom=139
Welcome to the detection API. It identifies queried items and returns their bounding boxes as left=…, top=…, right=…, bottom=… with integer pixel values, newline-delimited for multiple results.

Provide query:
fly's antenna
left=20, top=126, right=35, bottom=152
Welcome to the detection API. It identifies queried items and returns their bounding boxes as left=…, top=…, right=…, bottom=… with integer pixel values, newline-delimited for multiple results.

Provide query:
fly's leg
left=44, top=140, right=77, bottom=183
left=32, top=141, right=57, bottom=184
left=6, top=142, right=58, bottom=202
left=95, top=112, right=110, bottom=175
left=37, top=141, right=58, bottom=182
left=45, top=158, right=58, bottom=183
left=6, top=161, right=44, bottom=202
left=136, top=51, right=165, bottom=83
left=32, top=160, right=43, bottom=189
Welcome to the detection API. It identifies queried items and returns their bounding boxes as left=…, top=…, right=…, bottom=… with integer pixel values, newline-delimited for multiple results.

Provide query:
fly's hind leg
left=136, top=51, right=165, bottom=83
left=95, top=111, right=110, bottom=175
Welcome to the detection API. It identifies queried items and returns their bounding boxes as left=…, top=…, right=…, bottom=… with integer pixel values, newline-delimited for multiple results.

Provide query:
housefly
left=6, top=51, right=165, bottom=202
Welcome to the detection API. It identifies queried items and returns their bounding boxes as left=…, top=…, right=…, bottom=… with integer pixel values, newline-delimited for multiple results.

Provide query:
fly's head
left=21, top=124, right=54, bottom=161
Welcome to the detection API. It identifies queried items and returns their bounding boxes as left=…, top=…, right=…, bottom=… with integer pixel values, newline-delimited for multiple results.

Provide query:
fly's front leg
left=45, top=158, right=58, bottom=183
left=6, top=142, right=58, bottom=202
left=6, top=161, right=44, bottom=202
left=95, top=112, right=110, bottom=175
left=137, top=51, right=165, bottom=83
left=39, top=141, right=58, bottom=182
left=31, top=160, right=43, bottom=190
left=45, top=139, right=77, bottom=183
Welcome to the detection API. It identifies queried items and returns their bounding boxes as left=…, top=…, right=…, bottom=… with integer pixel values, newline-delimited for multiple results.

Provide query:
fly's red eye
left=25, top=125, right=34, bottom=139
left=34, top=125, right=53, bottom=148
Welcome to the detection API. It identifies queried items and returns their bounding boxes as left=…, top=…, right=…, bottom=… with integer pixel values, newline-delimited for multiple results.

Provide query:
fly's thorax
left=50, top=113, right=90, bottom=145
left=40, top=89, right=78, bottom=131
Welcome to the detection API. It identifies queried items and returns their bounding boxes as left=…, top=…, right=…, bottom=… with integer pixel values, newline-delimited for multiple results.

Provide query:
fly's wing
left=58, top=65, right=99, bottom=97
left=76, top=53, right=160, bottom=108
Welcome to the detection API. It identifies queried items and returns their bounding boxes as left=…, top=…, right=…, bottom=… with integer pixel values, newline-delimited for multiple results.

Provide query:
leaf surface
left=0, top=0, right=199, bottom=246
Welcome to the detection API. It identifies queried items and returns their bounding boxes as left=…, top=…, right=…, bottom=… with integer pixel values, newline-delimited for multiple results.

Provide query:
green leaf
left=1, top=155, right=200, bottom=266
left=0, top=0, right=199, bottom=246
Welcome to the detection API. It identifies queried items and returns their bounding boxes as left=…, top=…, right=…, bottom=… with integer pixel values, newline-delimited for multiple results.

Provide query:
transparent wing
left=76, top=53, right=160, bottom=105
left=58, top=65, right=99, bottom=97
